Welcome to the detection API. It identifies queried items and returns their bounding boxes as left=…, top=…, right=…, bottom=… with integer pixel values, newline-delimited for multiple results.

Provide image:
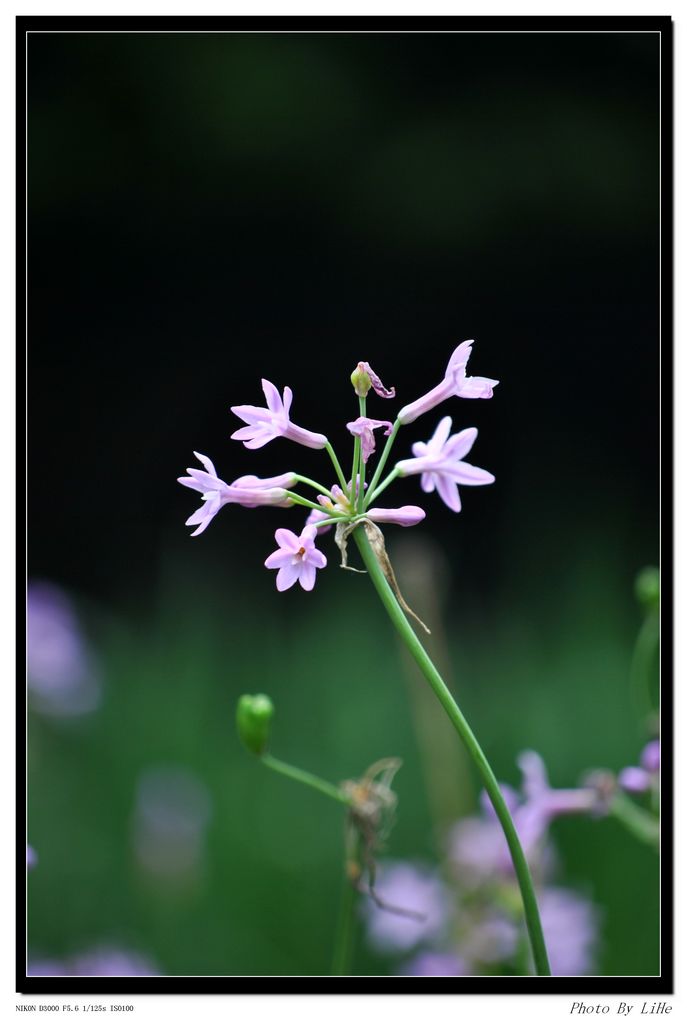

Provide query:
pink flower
left=346, top=416, right=394, bottom=464
left=366, top=506, right=426, bottom=527
left=396, top=417, right=494, bottom=513
left=398, top=341, right=499, bottom=425
left=178, top=453, right=295, bottom=536
left=264, top=525, right=327, bottom=591
left=231, top=379, right=327, bottom=450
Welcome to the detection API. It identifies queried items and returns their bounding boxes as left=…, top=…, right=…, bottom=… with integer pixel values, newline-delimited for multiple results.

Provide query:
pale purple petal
left=427, top=416, right=453, bottom=453
left=442, top=426, right=478, bottom=460
left=298, top=561, right=317, bottom=591
left=306, top=508, right=333, bottom=533
left=282, top=385, right=293, bottom=418
left=420, top=472, right=436, bottom=494
left=264, top=549, right=295, bottom=569
left=536, top=887, right=599, bottom=976
left=456, top=374, right=499, bottom=399
left=444, top=461, right=495, bottom=486
left=276, top=562, right=301, bottom=591
left=361, top=361, right=396, bottom=399
left=192, top=452, right=218, bottom=476
left=274, top=528, right=301, bottom=551
left=367, top=506, right=426, bottom=527
left=435, top=473, right=461, bottom=512
left=307, top=548, right=328, bottom=569
left=262, top=378, right=283, bottom=415
left=446, top=339, right=474, bottom=375
left=283, top=422, right=328, bottom=449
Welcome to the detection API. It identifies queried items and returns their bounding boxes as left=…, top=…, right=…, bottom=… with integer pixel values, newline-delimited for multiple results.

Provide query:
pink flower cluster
left=178, top=341, right=499, bottom=591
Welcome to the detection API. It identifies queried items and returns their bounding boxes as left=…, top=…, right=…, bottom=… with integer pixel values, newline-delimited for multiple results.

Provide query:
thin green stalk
left=365, top=467, right=400, bottom=508
left=325, top=441, right=349, bottom=494
left=609, top=792, right=660, bottom=848
left=284, top=491, right=329, bottom=513
left=357, top=396, right=367, bottom=512
left=630, top=609, right=659, bottom=723
left=365, top=418, right=401, bottom=501
left=350, top=436, right=362, bottom=505
left=293, top=474, right=336, bottom=500
left=331, top=868, right=356, bottom=975
left=353, top=528, right=551, bottom=977
left=261, top=753, right=352, bottom=806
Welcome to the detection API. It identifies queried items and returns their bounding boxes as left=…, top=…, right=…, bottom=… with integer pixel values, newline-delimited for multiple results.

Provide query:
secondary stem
left=261, top=753, right=351, bottom=807
left=294, top=474, right=336, bottom=500
left=353, top=528, right=551, bottom=977
left=325, top=441, right=350, bottom=494
left=365, top=418, right=401, bottom=500
left=357, top=396, right=367, bottom=513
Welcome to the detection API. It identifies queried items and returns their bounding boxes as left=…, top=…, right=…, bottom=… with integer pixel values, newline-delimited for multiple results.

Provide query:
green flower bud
left=351, top=362, right=372, bottom=398
left=635, top=567, right=660, bottom=610
left=236, top=693, right=274, bottom=756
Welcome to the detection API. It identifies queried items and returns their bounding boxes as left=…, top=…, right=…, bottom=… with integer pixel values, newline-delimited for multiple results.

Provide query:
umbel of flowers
left=178, top=341, right=498, bottom=589
left=178, top=341, right=562, bottom=977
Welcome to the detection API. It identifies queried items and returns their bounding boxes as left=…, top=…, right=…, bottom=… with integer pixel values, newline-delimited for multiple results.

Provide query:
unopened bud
left=635, top=567, right=659, bottom=610
left=236, top=693, right=274, bottom=756
left=351, top=362, right=372, bottom=398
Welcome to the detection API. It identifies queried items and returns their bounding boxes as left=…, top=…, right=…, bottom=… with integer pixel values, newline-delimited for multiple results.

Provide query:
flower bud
left=236, top=693, right=274, bottom=756
left=351, top=362, right=372, bottom=398
left=635, top=567, right=659, bottom=610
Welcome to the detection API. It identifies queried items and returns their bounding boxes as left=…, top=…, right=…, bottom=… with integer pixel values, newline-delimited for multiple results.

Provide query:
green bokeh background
left=27, top=27, right=660, bottom=978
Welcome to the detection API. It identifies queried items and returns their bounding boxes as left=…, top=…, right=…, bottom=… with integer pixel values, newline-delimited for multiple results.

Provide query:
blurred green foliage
left=28, top=531, right=659, bottom=977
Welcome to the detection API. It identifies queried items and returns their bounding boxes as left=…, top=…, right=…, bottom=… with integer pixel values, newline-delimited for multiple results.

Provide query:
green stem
left=609, top=792, right=660, bottom=848
left=353, top=528, right=551, bottom=976
left=365, top=467, right=400, bottom=508
left=331, top=869, right=356, bottom=975
left=261, top=753, right=351, bottom=807
left=365, top=418, right=401, bottom=501
left=293, top=475, right=335, bottom=500
left=284, top=491, right=328, bottom=513
left=325, top=441, right=349, bottom=494
left=630, top=610, right=659, bottom=724
left=357, top=396, right=367, bottom=513
left=350, top=436, right=362, bottom=505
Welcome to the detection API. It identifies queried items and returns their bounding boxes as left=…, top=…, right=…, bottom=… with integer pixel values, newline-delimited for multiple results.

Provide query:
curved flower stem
left=630, top=609, right=659, bottom=723
left=609, top=792, right=660, bottom=848
left=365, top=418, right=401, bottom=501
left=365, top=467, right=401, bottom=508
left=284, top=491, right=330, bottom=513
left=293, top=475, right=336, bottom=500
left=353, top=528, right=551, bottom=977
left=261, top=753, right=352, bottom=807
left=325, top=441, right=349, bottom=494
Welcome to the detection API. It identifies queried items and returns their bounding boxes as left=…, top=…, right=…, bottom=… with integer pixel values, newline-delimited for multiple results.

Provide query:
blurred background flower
left=27, top=581, right=102, bottom=717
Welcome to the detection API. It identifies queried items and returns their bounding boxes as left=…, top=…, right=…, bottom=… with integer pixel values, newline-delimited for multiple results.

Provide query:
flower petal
left=275, top=528, right=300, bottom=551
left=298, top=561, right=317, bottom=591
left=276, top=562, right=301, bottom=591
left=435, top=474, right=462, bottom=512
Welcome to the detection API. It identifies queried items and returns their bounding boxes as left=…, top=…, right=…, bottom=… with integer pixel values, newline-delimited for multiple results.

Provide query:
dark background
left=27, top=28, right=660, bottom=979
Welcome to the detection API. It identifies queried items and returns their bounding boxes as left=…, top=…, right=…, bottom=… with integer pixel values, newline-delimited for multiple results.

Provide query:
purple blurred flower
left=361, top=861, right=452, bottom=954
left=133, top=765, right=212, bottom=879
left=27, top=581, right=102, bottom=717
left=537, top=887, right=600, bottom=976
left=618, top=739, right=660, bottom=794
left=178, top=453, right=295, bottom=536
left=398, top=341, right=499, bottom=425
left=641, top=739, right=660, bottom=774
left=397, top=417, right=494, bottom=513
left=366, top=506, right=426, bottom=528
left=28, top=946, right=160, bottom=977
left=231, top=379, right=327, bottom=450
left=458, top=912, right=520, bottom=966
left=264, top=525, right=327, bottom=591
left=27, top=845, right=37, bottom=870
left=400, top=951, right=469, bottom=976
left=346, top=416, right=393, bottom=464
left=305, top=507, right=334, bottom=533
